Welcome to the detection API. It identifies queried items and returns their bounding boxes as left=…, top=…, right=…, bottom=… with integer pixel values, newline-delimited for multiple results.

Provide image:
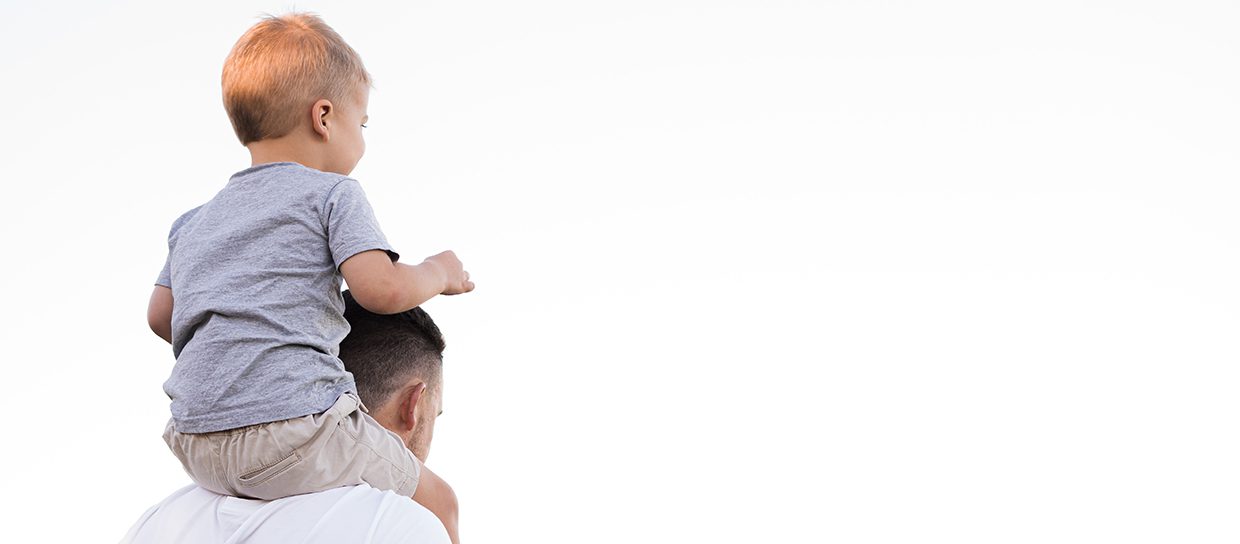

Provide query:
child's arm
left=147, top=286, right=174, bottom=344
left=413, top=463, right=460, bottom=544
left=340, top=249, right=474, bottom=315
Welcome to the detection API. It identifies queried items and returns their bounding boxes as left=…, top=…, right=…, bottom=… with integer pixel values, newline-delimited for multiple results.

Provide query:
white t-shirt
left=121, top=484, right=450, bottom=544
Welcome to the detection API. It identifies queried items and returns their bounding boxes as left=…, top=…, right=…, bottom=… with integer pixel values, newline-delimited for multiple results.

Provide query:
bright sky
left=1, top=1, right=1238, bottom=542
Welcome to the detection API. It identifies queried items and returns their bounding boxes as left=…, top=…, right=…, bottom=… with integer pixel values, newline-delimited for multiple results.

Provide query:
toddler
left=146, top=12, right=470, bottom=543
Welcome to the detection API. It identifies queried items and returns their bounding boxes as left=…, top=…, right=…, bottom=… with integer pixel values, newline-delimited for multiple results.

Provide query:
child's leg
left=163, top=417, right=232, bottom=496
left=330, top=396, right=460, bottom=542
left=165, top=393, right=415, bottom=501
left=412, top=462, right=460, bottom=544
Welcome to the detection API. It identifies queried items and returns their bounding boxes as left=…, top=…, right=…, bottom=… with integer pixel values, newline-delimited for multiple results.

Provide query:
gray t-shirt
left=156, top=162, right=398, bottom=433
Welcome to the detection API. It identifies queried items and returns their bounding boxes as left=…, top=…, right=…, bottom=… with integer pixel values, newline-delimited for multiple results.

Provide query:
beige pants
left=163, top=393, right=421, bottom=500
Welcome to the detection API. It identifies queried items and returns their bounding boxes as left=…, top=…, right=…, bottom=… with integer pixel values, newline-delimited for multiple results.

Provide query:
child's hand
left=425, top=250, right=474, bottom=295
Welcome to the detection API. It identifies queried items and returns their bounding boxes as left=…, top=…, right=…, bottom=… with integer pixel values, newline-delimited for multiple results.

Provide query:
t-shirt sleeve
left=155, top=206, right=202, bottom=288
left=155, top=254, right=172, bottom=287
left=323, top=179, right=400, bottom=269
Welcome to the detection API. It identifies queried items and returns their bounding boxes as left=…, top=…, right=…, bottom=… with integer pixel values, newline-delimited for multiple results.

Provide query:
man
left=122, top=292, right=457, bottom=543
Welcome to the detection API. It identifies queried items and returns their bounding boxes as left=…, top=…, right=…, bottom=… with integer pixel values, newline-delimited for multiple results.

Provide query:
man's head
left=222, top=12, right=370, bottom=174
left=339, top=290, right=445, bottom=462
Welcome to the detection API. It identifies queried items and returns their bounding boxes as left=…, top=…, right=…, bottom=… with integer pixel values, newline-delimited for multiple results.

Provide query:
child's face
left=327, top=83, right=369, bottom=175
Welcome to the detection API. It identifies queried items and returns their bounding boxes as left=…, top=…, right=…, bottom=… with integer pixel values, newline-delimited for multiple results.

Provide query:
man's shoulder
left=122, top=484, right=450, bottom=544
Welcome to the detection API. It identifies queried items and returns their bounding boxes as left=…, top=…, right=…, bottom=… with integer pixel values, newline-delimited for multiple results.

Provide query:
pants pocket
left=237, top=450, right=303, bottom=488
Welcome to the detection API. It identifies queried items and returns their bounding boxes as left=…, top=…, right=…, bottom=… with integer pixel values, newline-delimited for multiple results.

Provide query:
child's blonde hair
left=222, top=12, right=371, bottom=145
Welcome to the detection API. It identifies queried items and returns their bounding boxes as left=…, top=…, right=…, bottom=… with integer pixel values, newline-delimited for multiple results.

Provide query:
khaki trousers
left=163, top=393, right=421, bottom=499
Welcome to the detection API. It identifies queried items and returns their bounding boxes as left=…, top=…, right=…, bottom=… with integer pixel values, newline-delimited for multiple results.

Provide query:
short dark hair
left=339, top=290, right=446, bottom=409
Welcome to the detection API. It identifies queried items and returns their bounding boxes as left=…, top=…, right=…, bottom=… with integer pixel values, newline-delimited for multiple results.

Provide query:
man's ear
left=311, top=98, right=333, bottom=141
left=399, top=382, right=428, bottom=433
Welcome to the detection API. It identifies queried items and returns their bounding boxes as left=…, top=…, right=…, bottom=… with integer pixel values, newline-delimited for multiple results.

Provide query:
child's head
left=223, top=13, right=371, bottom=172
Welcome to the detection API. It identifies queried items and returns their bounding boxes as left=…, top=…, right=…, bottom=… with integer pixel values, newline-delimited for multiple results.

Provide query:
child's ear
left=311, top=99, right=333, bottom=141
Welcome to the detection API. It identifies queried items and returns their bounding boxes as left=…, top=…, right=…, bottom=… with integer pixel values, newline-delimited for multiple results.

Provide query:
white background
left=1, top=1, right=1238, bottom=542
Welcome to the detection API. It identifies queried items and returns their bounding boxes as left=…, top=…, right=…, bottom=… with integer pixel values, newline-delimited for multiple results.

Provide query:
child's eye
left=361, top=124, right=368, bottom=129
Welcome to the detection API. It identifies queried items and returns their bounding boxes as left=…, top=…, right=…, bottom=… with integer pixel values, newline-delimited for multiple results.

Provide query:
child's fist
left=426, top=250, right=474, bottom=295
